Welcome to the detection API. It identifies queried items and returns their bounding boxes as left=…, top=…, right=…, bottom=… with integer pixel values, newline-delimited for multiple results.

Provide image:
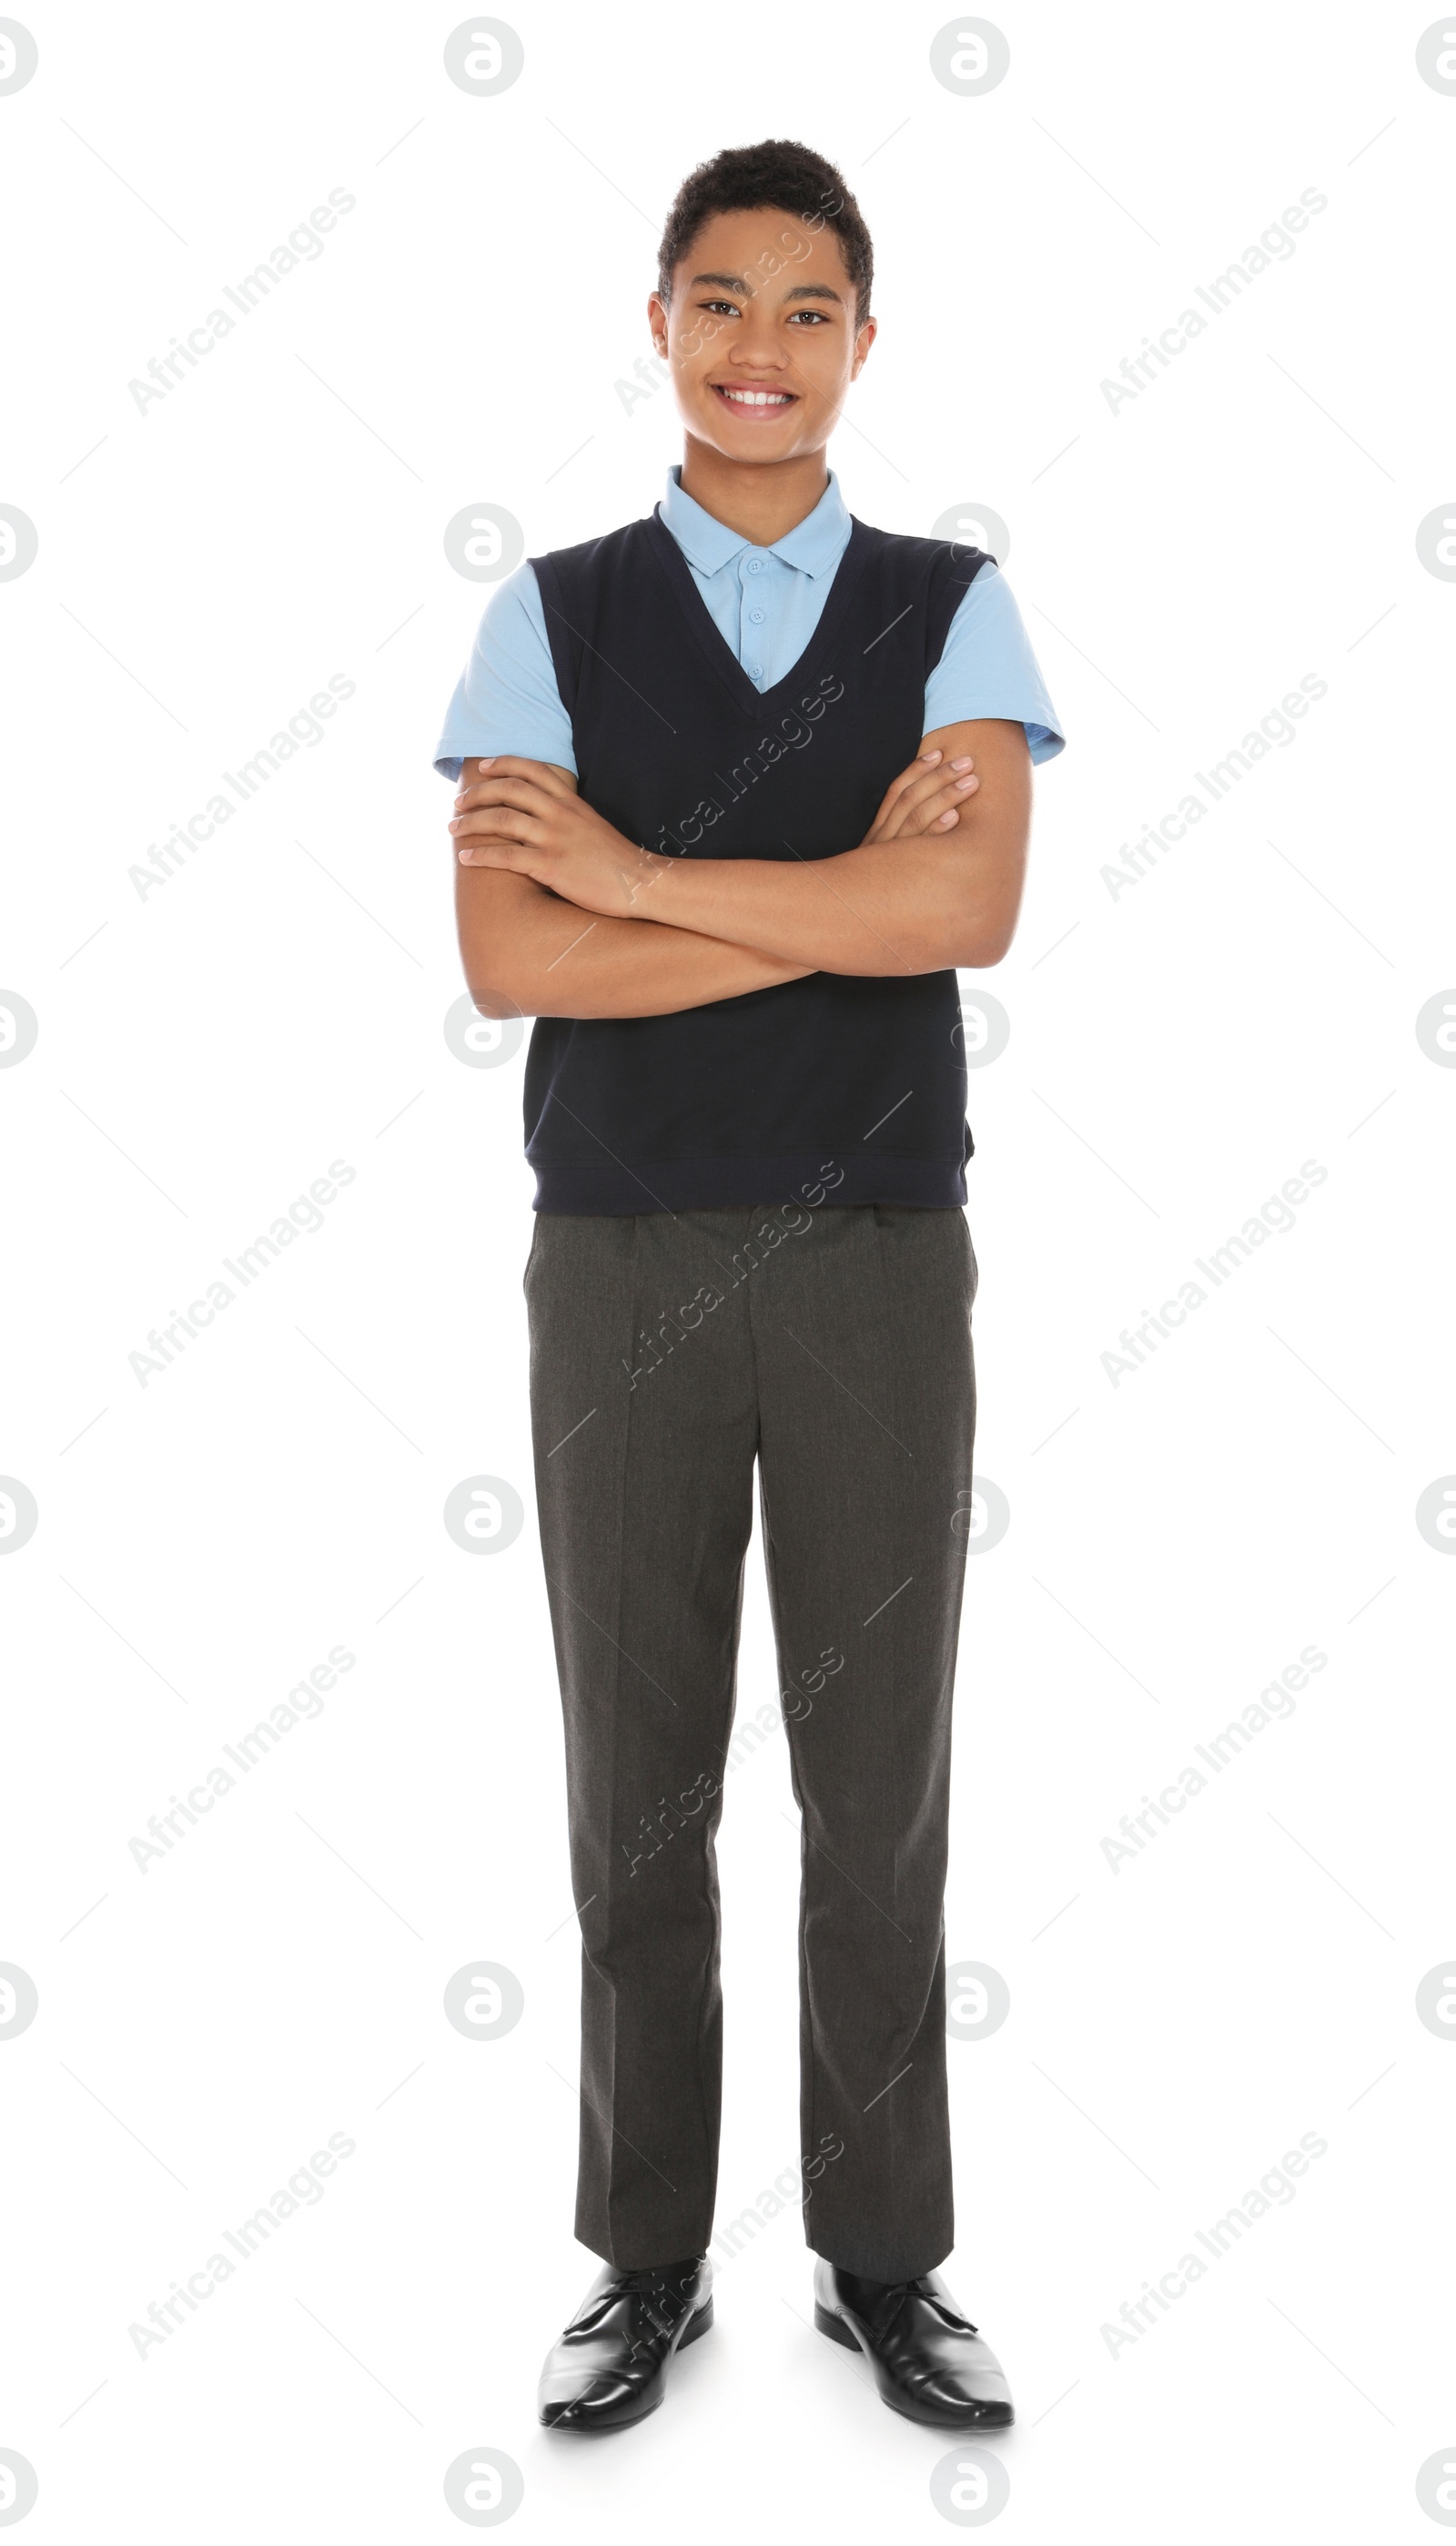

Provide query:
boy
left=435, top=137, right=1063, bottom=2433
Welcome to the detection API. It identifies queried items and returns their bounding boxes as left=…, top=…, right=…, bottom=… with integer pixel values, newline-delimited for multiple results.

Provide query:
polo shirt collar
left=660, top=464, right=851, bottom=578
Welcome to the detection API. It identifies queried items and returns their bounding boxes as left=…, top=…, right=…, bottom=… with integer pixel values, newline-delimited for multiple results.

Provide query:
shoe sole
left=541, top=2296, right=713, bottom=2435
left=814, top=2301, right=1015, bottom=2431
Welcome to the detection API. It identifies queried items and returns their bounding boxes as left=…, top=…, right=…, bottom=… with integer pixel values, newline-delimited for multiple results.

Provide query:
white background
left=3, top=1, right=1455, bottom=2537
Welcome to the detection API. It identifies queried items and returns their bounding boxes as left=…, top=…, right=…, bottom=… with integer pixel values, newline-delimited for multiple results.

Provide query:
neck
left=677, top=438, right=831, bottom=546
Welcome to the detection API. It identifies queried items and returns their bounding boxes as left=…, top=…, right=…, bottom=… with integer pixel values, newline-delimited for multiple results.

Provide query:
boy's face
left=649, top=206, right=875, bottom=465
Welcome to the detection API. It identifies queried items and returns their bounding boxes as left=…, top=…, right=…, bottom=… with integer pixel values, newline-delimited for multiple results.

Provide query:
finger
left=451, top=776, right=558, bottom=817
left=452, top=808, right=541, bottom=848
left=895, top=756, right=977, bottom=817
left=450, top=797, right=553, bottom=838
left=457, top=835, right=529, bottom=867
left=875, top=749, right=941, bottom=817
left=874, top=749, right=941, bottom=817
left=883, top=750, right=976, bottom=825
left=896, top=767, right=981, bottom=832
left=879, top=770, right=977, bottom=840
left=872, top=751, right=945, bottom=841
left=455, top=755, right=574, bottom=803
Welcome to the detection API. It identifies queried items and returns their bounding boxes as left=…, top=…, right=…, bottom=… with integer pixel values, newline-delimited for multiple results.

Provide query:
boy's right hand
left=862, top=748, right=979, bottom=845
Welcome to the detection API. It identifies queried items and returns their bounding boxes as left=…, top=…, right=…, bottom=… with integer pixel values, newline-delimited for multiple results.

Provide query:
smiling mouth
left=712, top=383, right=798, bottom=415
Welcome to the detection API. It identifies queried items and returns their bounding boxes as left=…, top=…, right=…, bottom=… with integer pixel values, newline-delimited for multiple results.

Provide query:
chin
left=698, top=413, right=811, bottom=458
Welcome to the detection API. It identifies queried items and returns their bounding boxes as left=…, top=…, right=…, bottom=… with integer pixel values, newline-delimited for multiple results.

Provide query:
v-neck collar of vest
left=644, top=506, right=873, bottom=724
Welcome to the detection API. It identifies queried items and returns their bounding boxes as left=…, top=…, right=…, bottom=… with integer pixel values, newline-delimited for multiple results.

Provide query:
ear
left=647, top=290, right=670, bottom=360
left=849, top=314, right=878, bottom=382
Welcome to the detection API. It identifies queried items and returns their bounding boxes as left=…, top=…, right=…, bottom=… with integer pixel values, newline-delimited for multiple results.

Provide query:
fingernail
left=449, top=817, right=461, bottom=830
left=950, top=756, right=974, bottom=770
left=479, top=756, right=494, bottom=767
left=921, top=750, right=942, bottom=763
left=955, top=776, right=976, bottom=791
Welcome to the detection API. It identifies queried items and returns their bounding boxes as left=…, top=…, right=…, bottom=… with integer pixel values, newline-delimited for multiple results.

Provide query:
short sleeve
left=922, top=563, right=1066, bottom=764
left=432, top=563, right=576, bottom=783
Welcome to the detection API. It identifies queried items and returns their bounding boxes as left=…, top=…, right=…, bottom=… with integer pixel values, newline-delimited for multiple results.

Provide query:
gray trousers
left=524, top=1198, right=978, bottom=2281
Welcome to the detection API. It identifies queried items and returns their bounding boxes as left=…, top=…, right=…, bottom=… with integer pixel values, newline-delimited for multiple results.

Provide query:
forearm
left=629, top=836, right=1005, bottom=975
left=456, top=867, right=812, bottom=1019
left=449, top=723, right=1031, bottom=979
left=622, top=723, right=1032, bottom=972
left=628, top=850, right=966, bottom=978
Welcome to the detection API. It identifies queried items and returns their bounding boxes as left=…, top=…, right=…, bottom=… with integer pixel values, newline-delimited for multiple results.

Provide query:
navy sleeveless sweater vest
left=524, top=507, right=989, bottom=1213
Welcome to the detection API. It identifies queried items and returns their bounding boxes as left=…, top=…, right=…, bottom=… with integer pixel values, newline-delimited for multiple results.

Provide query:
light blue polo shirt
left=434, top=467, right=1064, bottom=781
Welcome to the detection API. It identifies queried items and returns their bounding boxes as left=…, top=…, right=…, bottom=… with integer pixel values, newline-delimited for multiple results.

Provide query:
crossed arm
left=450, top=717, right=1032, bottom=1021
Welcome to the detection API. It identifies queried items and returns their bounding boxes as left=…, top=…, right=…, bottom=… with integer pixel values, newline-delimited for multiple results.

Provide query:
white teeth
left=720, top=388, right=792, bottom=405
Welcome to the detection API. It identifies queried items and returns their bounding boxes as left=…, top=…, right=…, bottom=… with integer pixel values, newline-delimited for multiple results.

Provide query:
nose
left=729, top=303, right=788, bottom=369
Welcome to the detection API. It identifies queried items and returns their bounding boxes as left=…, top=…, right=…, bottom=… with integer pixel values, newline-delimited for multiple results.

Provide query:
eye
left=788, top=309, right=830, bottom=325
left=698, top=299, right=741, bottom=318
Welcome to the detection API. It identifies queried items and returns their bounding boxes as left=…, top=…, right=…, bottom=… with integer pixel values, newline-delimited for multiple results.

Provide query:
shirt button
left=748, top=664, right=763, bottom=680
left=749, top=606, right=765, bottom=624
left=746, top=555, right=763, bottom=573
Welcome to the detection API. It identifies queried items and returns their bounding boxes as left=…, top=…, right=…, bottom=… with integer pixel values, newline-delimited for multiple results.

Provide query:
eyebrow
left=689, top=271, right=844, bottom=305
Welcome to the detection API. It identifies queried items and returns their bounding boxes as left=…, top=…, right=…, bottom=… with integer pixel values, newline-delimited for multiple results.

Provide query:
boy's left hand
left=450, top=758, right=672, bottom=917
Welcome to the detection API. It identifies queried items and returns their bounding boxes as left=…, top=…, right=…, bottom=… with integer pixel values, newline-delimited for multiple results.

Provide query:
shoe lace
left=617, top=2258, right=701, bottom=2296
left=876, top=2275, right=977, bottom=2331
left=612, top=2261, right=702, bottom=2349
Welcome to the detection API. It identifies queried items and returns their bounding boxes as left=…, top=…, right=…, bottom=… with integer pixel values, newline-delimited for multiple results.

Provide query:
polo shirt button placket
left=743, top=553, right=767, bottom=678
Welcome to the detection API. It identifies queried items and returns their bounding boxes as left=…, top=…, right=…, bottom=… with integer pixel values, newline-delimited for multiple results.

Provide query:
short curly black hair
left=657, top=138, right=873, bottom=325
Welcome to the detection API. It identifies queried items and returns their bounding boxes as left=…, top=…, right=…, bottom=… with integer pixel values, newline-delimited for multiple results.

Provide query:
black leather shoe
left=814, top=2258, right=1014, bottom=2429
left=537, top=2257, right=713, bottom=2431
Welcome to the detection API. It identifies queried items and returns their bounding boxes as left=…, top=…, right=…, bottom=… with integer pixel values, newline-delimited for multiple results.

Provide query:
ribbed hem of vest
left=529, top=1151, right=970, bottom=1214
